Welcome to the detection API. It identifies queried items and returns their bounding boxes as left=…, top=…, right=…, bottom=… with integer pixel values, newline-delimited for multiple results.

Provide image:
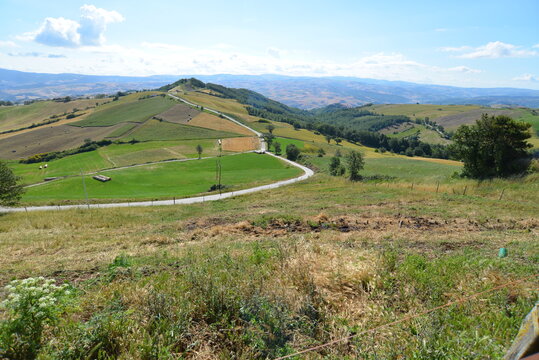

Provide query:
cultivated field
left=156, top=103, right=200, bottom=124
left=73, top=95, right=176, bottom=127
left=0, top=123, right=125, bottom=159
left=189, top=112, right=254, bottom=135
left=122, top=119, right=241, bottom=142
left=0, top=98, right=110, bottom=133
left=221, top=137, right=259, bottom=152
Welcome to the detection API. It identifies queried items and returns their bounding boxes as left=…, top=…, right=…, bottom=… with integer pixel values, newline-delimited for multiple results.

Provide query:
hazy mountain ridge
left=1, top=68, right=539, bottom=108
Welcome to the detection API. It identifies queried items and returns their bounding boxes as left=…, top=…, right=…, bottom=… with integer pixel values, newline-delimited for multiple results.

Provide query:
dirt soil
left=0, top=124, right=124, bottom=159
left=156, top=103, right=200, bottom=124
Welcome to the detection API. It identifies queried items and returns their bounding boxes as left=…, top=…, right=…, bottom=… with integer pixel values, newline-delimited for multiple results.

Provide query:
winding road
left=0, top=93, right=313, bottom=213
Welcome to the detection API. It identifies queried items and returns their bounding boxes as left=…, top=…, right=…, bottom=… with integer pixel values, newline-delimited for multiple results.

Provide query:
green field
left=73, top=96, right=175, bottom=127
left=21, top=153, right=302, bottom=204
left=9, top=139, right=230, bottom=184
left=123, top=119, right=240, bottom=141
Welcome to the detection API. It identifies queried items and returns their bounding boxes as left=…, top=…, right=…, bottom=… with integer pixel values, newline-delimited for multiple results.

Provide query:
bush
left=0, top=277, right=72, bottom=359
left=285, top=144, right=300, bottom=161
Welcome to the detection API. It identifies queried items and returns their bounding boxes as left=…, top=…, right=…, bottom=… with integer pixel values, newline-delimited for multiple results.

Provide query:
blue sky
left=0, top=0, right=538, bottom=89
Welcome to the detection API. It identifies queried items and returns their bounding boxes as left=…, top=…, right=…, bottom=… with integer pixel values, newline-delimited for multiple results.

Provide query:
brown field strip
left=156, top=103, right=200, bottom=124
left=221, top=137, right=259, bottom=152
left=0, top=124, right=123, bottom=159
left=189, top=112, right=254, bottom=135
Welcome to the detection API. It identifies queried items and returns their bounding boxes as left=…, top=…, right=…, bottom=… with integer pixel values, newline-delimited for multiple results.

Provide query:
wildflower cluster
left=1, top=277, right=71, bottom=323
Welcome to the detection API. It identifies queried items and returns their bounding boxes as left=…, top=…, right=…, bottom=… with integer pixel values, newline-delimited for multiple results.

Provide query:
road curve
left=0, top=95, right=311, bottom=213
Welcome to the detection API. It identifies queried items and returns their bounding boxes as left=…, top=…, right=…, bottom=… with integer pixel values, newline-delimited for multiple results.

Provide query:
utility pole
left=80, top=169, right=89, bottom=209
left=217, top=139, right=222, bottom=195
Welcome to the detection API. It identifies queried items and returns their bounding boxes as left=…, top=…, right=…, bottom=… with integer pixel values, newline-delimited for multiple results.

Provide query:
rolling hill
left=2, top=68, right=539, bottom=108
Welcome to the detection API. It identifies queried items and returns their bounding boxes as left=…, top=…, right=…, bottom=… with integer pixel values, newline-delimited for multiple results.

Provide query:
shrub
left=0, top=277, right=71, bottom=359
left=285, top=144, right=300, bottom=161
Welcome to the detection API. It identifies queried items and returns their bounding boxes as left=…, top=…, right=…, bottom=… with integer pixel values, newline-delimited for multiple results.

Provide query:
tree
left=266, top=124, right=275, bottom=134
left=317, top=148, right=326, bottom=157
left=263, top=133, right=275, bottom=150
left=346, top=151, right=365, bottom=181
left=329, top=156, right=345, bottom=176
left=196, top=144, right=203, bottom=159
left=286, top=144, right=300, bottom=161
left=0, top=161, right=24, bottom=205
left=325, top=135, right=332, bottom=144
left=451, top=115, right=532, bottom=178
left=292, top=122, right=301, bottom=130
left=334, top=137, right=343, bottom=145
left=273, top=142, right=282, bottom=155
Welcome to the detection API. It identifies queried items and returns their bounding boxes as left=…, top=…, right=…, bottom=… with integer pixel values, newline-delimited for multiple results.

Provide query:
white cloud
left=448, top=41, right=537, bottom=59
left=534, top=44, right=539, bottom=49
left=513, top=73, right=538, bottom=82
left=440, top=46, right=472, bottom=52
left=34, top=17, right=81, bottom=47
left=0, top=40, right=18, bottom=48
left=447, top=66, right=481, bottom=74
left=27, top=5, right=123, bottom=47
left=79, top=4, right=124, bottom=46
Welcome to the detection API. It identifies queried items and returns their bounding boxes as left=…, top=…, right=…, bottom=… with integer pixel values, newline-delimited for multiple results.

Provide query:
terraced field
left=73, top=95, right=176, bottom=127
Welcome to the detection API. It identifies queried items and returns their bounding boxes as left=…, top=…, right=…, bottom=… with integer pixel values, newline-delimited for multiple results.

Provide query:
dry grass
left=190, top=112, right=254, bottom=135
left=221, top=137, right=259, bottom=152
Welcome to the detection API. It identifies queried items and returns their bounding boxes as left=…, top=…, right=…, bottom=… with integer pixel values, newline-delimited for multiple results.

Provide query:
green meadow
left=21, top=153, right=302, bottom=204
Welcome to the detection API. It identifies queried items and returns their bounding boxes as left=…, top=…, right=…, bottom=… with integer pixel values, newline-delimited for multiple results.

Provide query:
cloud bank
left=442, top=41, right=537, bottom=59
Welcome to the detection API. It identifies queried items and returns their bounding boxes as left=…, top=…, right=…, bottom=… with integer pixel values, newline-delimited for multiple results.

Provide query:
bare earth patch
left=0, top=124, right=123, bottom=159
left=156, top=103, right=200, bottom=124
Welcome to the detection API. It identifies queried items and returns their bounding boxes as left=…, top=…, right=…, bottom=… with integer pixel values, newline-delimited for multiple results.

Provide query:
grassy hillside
left=1, top=165, right=537, bottom=358
left=0, top=98, right=110, bottom=133
left=1, top=81, right=538, bottom=358
left=73, top=95, right=176, bottom=127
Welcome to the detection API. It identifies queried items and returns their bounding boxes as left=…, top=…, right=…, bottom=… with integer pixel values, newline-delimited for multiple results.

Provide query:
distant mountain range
left=2, top=68, right=539, bottom=108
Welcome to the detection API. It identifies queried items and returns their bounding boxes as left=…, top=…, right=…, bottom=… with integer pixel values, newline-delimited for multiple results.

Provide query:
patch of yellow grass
left=190, top=113, right=254, bottom=136
left=221, top=137, right=259, bottom=152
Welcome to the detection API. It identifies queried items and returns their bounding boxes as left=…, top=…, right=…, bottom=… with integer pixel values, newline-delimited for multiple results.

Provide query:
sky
left=0, top=0, right=538, bottom=89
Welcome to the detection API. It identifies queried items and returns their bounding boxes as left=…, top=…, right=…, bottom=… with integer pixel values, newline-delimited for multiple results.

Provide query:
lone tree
left=0, top=161, right=24, bottom=205
left=346, top=150, right=365, bottom=181
left=263, top=133, right=275, bottom=150
left=329, top=156, right=345, bottom=176
left=285, top=144, right=300, bottom=161
left=273, top=142, right=282, bottom=155
left=196, top=144, right=203, bottom=159
left=451, top=114, right=532, bottom=178
left=325, top=135, right=332, bottom=144
left=266, top=124, right=275, bottom=134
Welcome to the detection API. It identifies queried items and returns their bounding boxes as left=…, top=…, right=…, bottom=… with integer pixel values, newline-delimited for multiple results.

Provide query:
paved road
left=0, top=95, right=311, bottom=213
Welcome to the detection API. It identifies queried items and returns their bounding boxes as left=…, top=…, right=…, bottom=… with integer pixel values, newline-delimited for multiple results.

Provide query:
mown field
left=20, top=153, right=302, bottom=204
left=9, top=139, right=234, bottom=185
left=1, top=155, right=537, bottom=358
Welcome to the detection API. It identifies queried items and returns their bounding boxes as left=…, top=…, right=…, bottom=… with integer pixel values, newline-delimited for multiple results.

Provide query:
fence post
left=436, top=182, right=440, bottom=193
left=499, top=189, right=505, bottom=201
left=411, top=183, right=414, bottom=190
left=463, top=186, right=467, bottom=196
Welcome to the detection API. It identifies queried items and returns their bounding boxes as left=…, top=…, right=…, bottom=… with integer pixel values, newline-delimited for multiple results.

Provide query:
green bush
left=0, top=277, right=71, bottom=359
